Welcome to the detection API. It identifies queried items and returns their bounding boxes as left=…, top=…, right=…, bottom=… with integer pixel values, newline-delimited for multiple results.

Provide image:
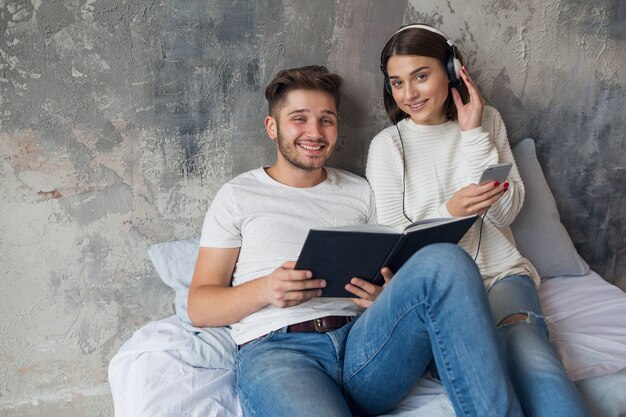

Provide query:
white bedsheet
left=109, top=271, right=626, bottom=417
left=539, top=271, right=626, bottom=381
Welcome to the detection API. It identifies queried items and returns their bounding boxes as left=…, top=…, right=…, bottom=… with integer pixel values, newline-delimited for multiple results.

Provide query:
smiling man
left=265, top=87, right=338, bottom=184
left=187, top=66, right=523, bottom=417
left=188, top=67, right=376, bottom=339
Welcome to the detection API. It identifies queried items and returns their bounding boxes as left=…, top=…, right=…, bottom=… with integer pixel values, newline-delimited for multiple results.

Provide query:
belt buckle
left=313, top=318, right=330, bottom=332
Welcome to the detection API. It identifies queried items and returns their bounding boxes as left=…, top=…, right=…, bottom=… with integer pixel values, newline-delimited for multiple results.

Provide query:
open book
left=295, top=215, right=478, bottom=297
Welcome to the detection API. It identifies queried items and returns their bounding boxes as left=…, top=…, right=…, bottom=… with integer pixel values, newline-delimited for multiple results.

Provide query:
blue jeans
left=235, top=243, right=524, bottom=417
left=487, top=275, right=590, bottom=417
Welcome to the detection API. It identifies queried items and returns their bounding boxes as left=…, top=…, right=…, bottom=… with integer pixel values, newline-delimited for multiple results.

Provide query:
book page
left=403, top=215, right=477, bottom=233
left=313, top=224, right=399, bottom=234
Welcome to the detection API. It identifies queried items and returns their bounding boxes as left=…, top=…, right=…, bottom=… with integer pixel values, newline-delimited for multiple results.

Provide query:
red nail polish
left=503, top=182, right=509, bottom=188
left=493, top=181, right=500, bottom=187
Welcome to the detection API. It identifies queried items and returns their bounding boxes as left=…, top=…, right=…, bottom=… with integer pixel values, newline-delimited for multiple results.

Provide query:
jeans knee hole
left=497, top=312, right=530, bottom=328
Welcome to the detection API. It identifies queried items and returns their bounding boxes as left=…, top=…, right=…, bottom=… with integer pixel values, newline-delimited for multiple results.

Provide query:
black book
left=295, top=215, right=478, bottom=297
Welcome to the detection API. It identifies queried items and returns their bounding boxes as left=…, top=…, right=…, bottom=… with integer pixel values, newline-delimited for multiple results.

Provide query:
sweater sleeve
left=459, top=126, right=499, bottom=179
left=365, top=130, right=410, bottom=229
left=468, top=107, right=525, bottom=227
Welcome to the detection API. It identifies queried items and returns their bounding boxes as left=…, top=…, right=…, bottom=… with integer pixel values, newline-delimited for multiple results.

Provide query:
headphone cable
left=395, top=120, right=413, bottom=224
left=473, top=210, right=488, bottom=262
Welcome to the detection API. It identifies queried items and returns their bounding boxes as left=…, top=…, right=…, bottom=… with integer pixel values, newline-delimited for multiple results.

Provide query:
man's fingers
left=270, top=271, right=324, bottom=294
left=283, top=268, right=313, bottom=281
left=278, top=290, right=323, bottom=308
left=282, top=288, right=323, bottom=303
left=284, top=277, right=326, bottom=291
left=294, top=288, right=324, bottom=300
left=281, top=261, right=297, bottom=269
left=345, top=283, right=372, bottom=300
left=380, top=267, right=394, bottom=285
left=345, top=277, right=383, bottom=300
left=350, top=277, right=380, bottom=295
left=350, top=297, right=373, bottom=309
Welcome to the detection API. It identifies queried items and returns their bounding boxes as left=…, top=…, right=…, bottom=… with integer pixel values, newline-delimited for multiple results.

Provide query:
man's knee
left=408, top=243, right=473, bottom=270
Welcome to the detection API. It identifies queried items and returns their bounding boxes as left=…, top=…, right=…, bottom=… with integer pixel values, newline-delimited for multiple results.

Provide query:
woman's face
left=386, top=54, right=450, bottom=125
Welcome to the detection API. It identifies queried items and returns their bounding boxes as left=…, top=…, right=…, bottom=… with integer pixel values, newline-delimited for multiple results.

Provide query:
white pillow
left=510, top=139, right=590, bottom=278
left=148, top=239, right=237, bottom=370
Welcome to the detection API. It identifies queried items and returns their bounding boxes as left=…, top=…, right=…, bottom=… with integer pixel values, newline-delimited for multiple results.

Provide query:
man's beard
left=276, top=129, right=332, bottom=171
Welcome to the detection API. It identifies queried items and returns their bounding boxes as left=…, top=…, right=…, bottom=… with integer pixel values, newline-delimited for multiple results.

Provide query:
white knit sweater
left=366, top=106, right=539, bottom=289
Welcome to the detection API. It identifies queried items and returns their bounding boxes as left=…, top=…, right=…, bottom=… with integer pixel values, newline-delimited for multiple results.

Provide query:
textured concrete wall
left=0, top=0, right=624, bottom=415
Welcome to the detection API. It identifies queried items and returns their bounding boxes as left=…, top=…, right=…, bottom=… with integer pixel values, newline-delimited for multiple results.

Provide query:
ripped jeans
left=487, top=275, right=590, bottom=417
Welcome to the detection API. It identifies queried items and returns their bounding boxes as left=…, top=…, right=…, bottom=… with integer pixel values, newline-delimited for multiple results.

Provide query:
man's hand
left=261, top=261, right=326, bottom=308
left=346, top=267, right=394, bottom=308
left=446, top=181, right=508, bottom=217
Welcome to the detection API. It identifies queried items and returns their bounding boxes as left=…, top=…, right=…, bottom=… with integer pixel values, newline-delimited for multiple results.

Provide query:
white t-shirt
left=200, top=167, right=377, bottom=344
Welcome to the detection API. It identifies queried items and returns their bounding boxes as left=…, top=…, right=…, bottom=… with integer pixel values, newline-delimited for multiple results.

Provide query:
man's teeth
left=300, top=144, right=322, bottom=150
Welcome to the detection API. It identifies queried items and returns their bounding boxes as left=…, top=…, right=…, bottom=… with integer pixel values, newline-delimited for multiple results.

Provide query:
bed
left=108, top=139, right=626, bottom=416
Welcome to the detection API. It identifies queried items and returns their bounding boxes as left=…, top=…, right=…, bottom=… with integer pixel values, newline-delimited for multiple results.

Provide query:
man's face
left=266, top=89, right=338, bottom=171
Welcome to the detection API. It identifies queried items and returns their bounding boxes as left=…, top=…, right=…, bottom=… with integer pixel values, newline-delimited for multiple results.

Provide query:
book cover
left=295, top=215, right=478, bottom=297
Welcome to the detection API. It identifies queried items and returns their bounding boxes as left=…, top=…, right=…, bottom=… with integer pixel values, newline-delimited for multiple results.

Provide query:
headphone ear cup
left=384, top=77, right=391, bottom=93
left=452, top=57, right=462, bottom=81
left=446, top=55, right=462, bottom=86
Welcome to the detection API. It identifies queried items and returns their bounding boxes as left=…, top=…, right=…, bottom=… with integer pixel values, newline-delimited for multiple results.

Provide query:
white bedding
left=109, top=270, right=626, bottom=417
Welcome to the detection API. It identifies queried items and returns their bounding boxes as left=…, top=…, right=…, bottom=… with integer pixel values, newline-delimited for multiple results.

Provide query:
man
left=188, top=66, right=524, bottom=417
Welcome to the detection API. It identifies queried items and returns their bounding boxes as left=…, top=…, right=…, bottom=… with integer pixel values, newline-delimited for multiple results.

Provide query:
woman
left=366, top=23, right=590, bottom=417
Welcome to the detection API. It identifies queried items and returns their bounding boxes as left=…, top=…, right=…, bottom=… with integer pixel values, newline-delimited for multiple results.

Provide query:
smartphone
left=478, top=162, right=512, bottom=185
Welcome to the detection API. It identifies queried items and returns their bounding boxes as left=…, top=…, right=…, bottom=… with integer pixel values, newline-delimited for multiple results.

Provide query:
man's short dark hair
left=265, top=65, right=343, bottom=119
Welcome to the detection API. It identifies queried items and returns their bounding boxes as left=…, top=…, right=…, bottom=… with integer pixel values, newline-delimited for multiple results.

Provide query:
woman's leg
left=487, top=275, right=591, bottom=417
left=342, top=243, right=524, bottom=417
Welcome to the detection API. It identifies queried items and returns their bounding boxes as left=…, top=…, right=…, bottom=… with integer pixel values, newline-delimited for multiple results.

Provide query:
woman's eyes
left=391, top=74, right=428, bottom=88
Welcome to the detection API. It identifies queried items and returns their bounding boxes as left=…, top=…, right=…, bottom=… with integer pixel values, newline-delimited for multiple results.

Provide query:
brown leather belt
left=287, top=315, right=353, bottom=333
left=238, top=315, right=353, bottom=349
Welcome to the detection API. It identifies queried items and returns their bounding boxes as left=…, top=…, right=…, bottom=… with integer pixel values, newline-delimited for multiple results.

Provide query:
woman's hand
left=451, top=66, right=486, bottom=131
left=446, top=181, right=509, bottom=217
left=346, top=267, right=394, bottom=308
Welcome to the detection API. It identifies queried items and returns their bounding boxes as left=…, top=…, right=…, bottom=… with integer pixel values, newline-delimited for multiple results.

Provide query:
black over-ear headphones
left=380, top=24, right=462, bottom=92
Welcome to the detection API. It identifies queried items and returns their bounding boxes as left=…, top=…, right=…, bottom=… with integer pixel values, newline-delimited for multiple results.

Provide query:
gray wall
left=0, top=0, right=624, bottom=415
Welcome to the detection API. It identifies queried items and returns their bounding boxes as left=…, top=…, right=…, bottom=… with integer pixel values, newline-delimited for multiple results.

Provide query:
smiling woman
left=367, top=23, right=591, bottom=417
left=386, top=55, right=451, bottom=125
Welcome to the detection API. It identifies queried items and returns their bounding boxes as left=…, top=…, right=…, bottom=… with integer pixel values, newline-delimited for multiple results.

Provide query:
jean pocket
left=235, top=331, right=275, bottom=368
